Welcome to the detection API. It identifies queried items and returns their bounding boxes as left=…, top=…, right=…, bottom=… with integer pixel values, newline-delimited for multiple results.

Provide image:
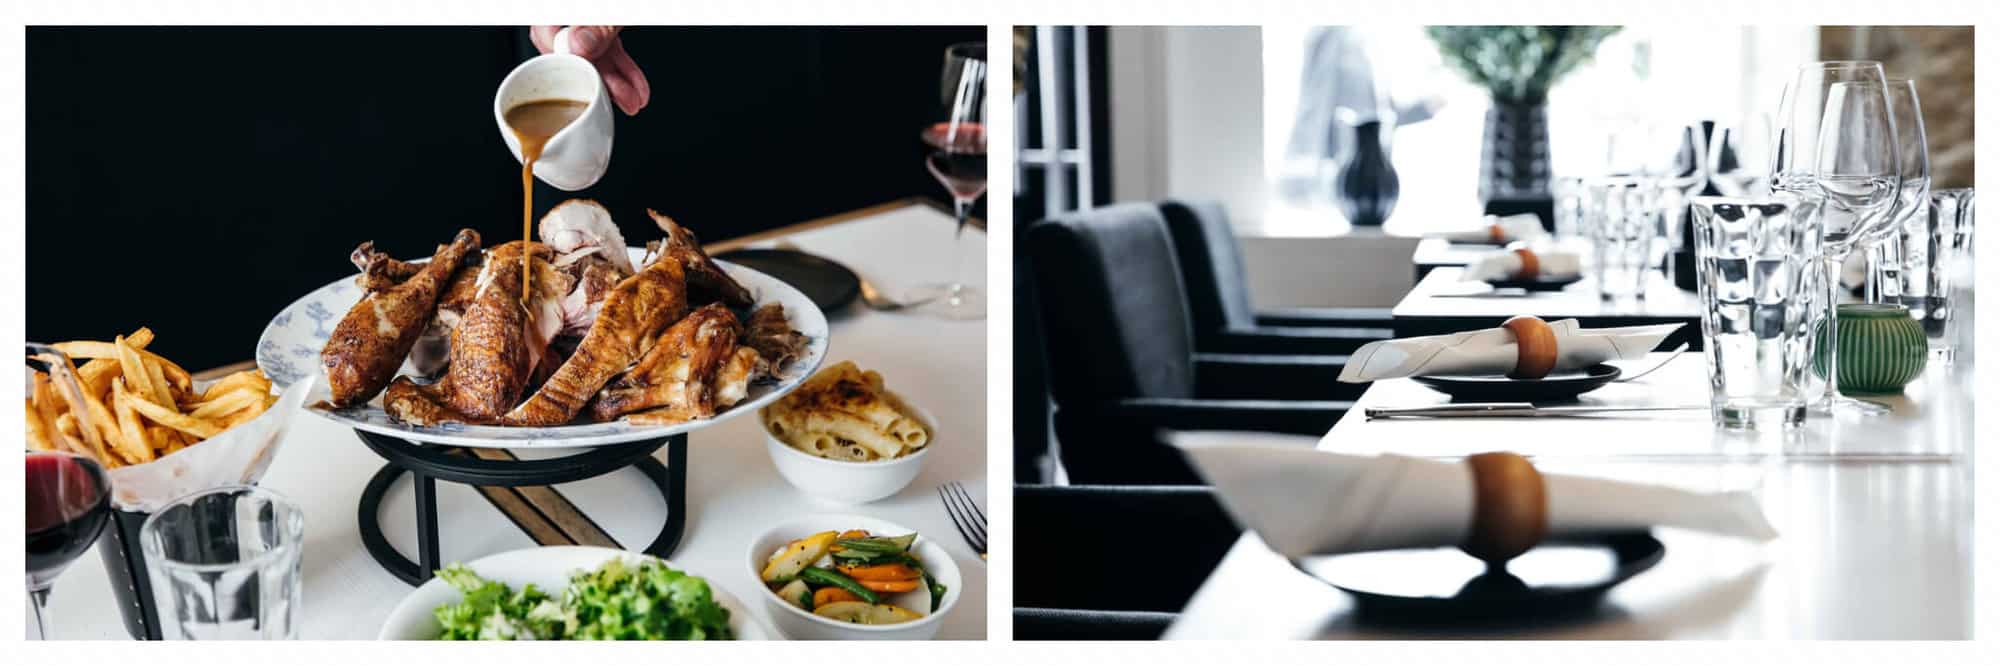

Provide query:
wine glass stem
left=28, top=583, right=53, bottom=640
left=1823, top=252, right=1846, bottom=405
left=948, top=197, right=973, bottom=295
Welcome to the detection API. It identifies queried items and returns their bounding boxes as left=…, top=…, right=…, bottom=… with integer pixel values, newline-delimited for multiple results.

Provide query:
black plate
left=1484, top=273, right=1583, bottom=292
left=713, top=248, right=861, bottom=312
left=1411, top=363, right=1621, bottom=402
left=1293, top=530, right=1665, bottom=625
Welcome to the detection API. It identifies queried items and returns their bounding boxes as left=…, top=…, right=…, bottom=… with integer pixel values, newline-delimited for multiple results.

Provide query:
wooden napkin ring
left=1487, top=223, right=1506, bottom=243
left=1511, top=247, right=1541, bottom=280
left=1461, top=451, right=1549, bottom=564
left=1502, top=315, right=1557, bottom=380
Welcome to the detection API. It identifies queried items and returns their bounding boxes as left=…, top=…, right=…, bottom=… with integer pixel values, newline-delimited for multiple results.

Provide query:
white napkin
left=1434, top=213, right=1549, bottom=244
left=1338, top=319, right=1680, bottom=383
left=1461, top=249, right=1582, bottom=281
left=1173, top=432, right=1778, bottom=559
left=106, top=377, right=311, bottom=513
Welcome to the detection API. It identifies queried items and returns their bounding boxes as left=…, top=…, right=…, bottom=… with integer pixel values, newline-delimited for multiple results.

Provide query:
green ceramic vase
left=1815, top=304, right=1928, bottom=394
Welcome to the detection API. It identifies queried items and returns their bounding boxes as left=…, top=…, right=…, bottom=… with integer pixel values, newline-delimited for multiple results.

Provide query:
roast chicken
left=382, top=241, right=572, bottom=424
left=327, top=200, right=800, bottom=429
left=322, top=228, right=481, bottom=407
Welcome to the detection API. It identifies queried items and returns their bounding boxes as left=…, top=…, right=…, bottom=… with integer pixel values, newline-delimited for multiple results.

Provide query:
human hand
left=531, top=26, right=650, bottom=116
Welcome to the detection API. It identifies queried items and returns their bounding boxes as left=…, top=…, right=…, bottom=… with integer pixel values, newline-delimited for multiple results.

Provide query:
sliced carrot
left=858, top=578, right=922, bottom=594
left=837, top=563, right=921, bottom=582
left=828, top=529, right=872, bottom=553
left=813, top=586, right=863, bottom=608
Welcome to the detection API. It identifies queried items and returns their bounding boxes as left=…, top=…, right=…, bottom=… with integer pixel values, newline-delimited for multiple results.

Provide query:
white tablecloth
left=46, top=201, right=988, bottom=640
left=1165, top=356, right=1972, bottom=639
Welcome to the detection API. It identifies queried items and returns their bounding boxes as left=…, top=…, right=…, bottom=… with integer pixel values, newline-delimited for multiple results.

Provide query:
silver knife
left=1364, top=402, right=1706, bottom=419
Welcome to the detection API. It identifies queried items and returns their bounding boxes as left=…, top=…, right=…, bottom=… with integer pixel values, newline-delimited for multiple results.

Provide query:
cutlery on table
left=1612, top=343, right=1690, bottom=382
left=1364, top=403, right=1707, bottom=419
left=937, top=481, right=986, bottom=560
left=774, top=239, right=936, bottom=311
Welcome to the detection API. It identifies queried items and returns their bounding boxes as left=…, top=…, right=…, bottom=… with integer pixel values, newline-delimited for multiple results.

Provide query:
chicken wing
left=322, top=229, right=480, bottom=407
left=586, top=303, right=746, bottom=424
left=647, top=209, right=753, bottom=308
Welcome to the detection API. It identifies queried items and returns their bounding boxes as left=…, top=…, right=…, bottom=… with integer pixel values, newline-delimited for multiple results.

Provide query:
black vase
left=1335, top=120, right=1400, bottom=227
left=1479, top=101, right=1553, bottom=230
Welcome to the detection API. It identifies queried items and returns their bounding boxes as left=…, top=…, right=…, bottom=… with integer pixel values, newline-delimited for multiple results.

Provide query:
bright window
left=1259, top=25, right=1814, bottom=236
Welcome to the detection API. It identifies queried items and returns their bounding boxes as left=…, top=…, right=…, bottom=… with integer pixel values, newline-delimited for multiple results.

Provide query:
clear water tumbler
left=1586, top=177, right=1661, bottom=300
left=1871, top=187, right=1974, bottom=362
left=139, top=485, right=304, bottom=640
left=1690, top=193, right=1826, bottom=430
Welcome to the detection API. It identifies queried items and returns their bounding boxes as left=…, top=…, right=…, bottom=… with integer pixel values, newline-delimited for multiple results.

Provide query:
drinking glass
left=907, top=42, right=988, bottom=320
left=1772, top=61, right=1901, bottom=415
left=1873, top=187, right=1974, bottom=363
left=140, top=485, right=304, bottom=640
left=1864, top=80, right=1934, bottom=302
left=25, top=344, right=114, bottom=641
left=1709, top=113, right=1773, bottom=196
left=1584, top=177, right=1659, bottom=300
left=1552, top=176, right=1585, bottom=239
left=1690, top=194, right=1825, bottom=430
left=1646, top=123, right=1708, bottom=284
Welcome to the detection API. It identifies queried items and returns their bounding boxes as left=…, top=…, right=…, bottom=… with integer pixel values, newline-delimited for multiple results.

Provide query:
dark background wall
left=27, top=25, right=984, bottom=371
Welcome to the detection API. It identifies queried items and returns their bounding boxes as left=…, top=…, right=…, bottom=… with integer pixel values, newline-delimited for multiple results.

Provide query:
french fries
left=27, top=329, right=272, bottom=469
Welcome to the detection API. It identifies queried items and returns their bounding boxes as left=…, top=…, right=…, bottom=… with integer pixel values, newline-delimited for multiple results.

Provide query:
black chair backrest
left=1013, top=244, right=1053, bottom=484
left=1024, top=203, right=1198, bottom=404
left=1158, top=200, right=1256, bottom=332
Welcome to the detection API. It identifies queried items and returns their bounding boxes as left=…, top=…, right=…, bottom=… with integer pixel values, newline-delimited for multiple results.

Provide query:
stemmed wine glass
left=25, top=344, right=114, bottom=640
left=1865, top=80, right=1934, bottom=302
left=1772, top=61, right=1903, bottom=415
left=1709, top=113, right=1774, bottom=196
left=906, top=42, right=988, bottom=320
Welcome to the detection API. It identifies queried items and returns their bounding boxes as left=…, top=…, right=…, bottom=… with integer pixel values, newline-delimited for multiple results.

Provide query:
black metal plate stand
left=352, top=430, right=687, bottom=585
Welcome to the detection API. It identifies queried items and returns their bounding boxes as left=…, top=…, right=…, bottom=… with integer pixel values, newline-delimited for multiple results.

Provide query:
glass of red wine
left=906, top=41, right=988, bottom=320
left=25, top=344, right=114, bottom=640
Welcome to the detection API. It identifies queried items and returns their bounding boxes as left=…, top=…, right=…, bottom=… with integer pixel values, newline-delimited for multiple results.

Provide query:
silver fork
left=938, top=481, right=986, bottom=560
left=1613, top=343, right=1690, bottom=383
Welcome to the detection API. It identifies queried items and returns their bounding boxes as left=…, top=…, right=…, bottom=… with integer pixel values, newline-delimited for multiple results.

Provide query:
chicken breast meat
left=501, top=255, right=689, bottom=426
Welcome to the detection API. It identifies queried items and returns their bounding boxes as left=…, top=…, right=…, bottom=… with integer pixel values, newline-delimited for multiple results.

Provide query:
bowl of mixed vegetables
left=378, top=546, right=772, bottom=640
left=748, top=514, right=962, bottom=640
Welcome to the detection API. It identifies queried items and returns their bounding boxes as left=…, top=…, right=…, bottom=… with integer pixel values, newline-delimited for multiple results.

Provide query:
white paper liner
left=1461, top=249, right=1583, bottom=281
left=1434, top=214, right=1549, bottom=244
left=105, top=377, right=313, bottom=513
left=1172, top=432, right=1777, bottom=560
left=1338, top=319, right=1681, bottom=383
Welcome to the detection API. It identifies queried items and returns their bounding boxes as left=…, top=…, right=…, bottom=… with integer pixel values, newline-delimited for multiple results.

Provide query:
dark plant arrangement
left=1425, top=26, right=1623, bottom=105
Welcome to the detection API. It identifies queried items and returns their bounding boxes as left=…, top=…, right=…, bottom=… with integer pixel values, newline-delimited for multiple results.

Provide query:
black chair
left=1014, top=239, right=1055, bottom=484
left=1158, top=200, right=1395, bottom=356
left=1025, top=203, right=1354, bottom=485
left=1014, top=608, right=1177, bottom=640
left=1013, top=484, right=1242, bottom=639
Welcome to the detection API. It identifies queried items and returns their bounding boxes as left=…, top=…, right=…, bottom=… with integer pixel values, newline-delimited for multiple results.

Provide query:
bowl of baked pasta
left=759, top=361, right=935, bottom=504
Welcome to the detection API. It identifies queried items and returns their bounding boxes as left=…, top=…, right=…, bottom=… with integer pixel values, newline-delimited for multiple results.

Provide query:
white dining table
left=1164, top=353, right=1972, bottom=639
left=45, top=199, right=989, bottom=640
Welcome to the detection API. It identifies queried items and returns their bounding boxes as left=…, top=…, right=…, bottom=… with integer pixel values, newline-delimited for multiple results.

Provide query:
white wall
left=1109, top=26, right=1412, bottom=308
left=1109, top=26, right=1267, bottom=223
